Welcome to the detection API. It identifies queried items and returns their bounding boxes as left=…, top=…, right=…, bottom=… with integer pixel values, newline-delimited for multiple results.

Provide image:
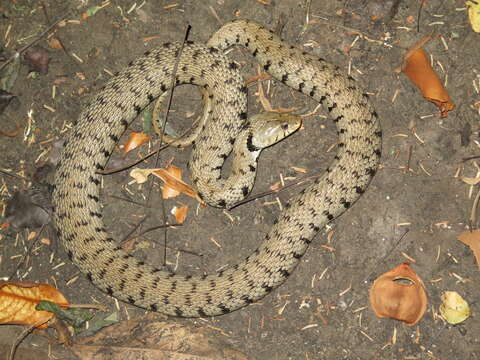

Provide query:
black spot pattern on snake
left=52, top=20, right=381, bottom=317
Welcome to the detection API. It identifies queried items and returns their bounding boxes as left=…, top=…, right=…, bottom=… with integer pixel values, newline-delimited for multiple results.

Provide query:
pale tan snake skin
left=52, top=19, right=381, bottom=317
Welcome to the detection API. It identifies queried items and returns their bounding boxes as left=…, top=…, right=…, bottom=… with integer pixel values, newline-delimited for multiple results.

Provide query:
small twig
left=462, top=155, right=480, bottom=162
left=470, top=188, right=480, bottom=229
left=0, top=11, right=70, bottom=73
left=362, top=229, right=410, bottom=284
left=105, top=193, right=148, bottom=208
left=0, top=168, right=28, bottom=181
left=134, top=223, right=182, bottom=239
left=119, top=215, right=148, bottom=244
left=228, top=173, right=324, bottom=210
left=145, top=24, right=191, bottom=266
left=9, top=324, right=39, bottom=360
left=404, top=145, right=413, bottom=174
left=417, top=0, right=426, bottom=33
left=98, top=143, right=170, bottom=175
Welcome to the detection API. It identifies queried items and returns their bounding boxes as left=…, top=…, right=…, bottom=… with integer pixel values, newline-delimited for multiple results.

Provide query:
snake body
left=52, top=20, right=381, bottom=317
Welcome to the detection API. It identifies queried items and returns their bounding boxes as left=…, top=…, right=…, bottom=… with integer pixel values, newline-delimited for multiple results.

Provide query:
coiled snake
left=52, top=19, right=381, bottom=317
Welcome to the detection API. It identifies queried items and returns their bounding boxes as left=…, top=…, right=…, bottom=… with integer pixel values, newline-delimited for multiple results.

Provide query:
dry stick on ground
left=147, top=24, right=191, bottom=266
left=470, top=188, right=480, bottom=229
left=0, top=168, right=28, bottom=181
left=361, top=229, right=410, bottom=284
left=417, top=0, right=427, bottom=33
left=404, top=145, right=413, bottom=174
left=228, top=173, right=324, bottom=210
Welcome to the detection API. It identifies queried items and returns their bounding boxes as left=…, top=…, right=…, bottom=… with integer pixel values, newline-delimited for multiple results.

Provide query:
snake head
left=249, top=112, right=302, bottom=149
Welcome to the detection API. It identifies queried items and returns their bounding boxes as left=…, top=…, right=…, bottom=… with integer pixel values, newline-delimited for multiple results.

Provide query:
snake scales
left=52, top=19, right=381, bottom=317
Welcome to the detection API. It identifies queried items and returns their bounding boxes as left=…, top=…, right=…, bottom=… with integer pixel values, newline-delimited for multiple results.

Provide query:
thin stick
left=228, top=173, right=324, bottom=210
left=470, top=188, right=480, bottom=229
left=0, top=168, right=28, bottom=181
left=417, top=0, right=426, bottom=33
left=404, top=145, right=413, bottom=174
left=362, top=229, right=410, bottom=284
left=145, top=24, right=191, bottom=266
left=462, top=155, right=480, bottom=162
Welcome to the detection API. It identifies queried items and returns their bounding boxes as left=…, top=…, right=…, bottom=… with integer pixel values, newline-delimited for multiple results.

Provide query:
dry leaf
left=157, top=165, right=183, bottom=198
left=171, top=205, right=188, bottom=223
left=399, top=45, right=454, bottom=117
left=129, top=168, right=157, bottom=184
left=467, top=0, right=480, bottom=33
left=439, top=291, right=470, bottom=324
left=457, top=230, right=480, bottom=269
left=369, top=263, right=427, bottom=325
left=0, top=282, right=69, bottom=328
left=47, top=38, right=63, bottom=49
left=123, top=132, right=152, bottom=154
left=153, top=166, right=199, bottom=200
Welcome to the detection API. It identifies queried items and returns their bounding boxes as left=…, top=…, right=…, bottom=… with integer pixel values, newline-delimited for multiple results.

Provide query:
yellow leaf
left=439, top=291, right=470, bottom=324
left=467, top=1, right=480, bottom=33
left=0, top=282, right=69, bottom=328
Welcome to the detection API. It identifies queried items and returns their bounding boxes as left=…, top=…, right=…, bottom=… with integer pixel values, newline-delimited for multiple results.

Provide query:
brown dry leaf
left=153, top=166, right=199, bottom=201
left=398, top=40, right=454, bottom=117
left=157, top=165, right=182, bottom=198
left=0, top=127, right=20, bottom=137
left=171, top=205, right=188, bottom=224
left=369, top=263, right=427, bottom=325
left=47, top=38, right=63, bottom=49
left=457, top=230, right=480, bottom=269
left=0, top=281, right=69, bottom=328
left=70, top=314, right=247, bottom=360
left=123, top=132, right=152, bottom=154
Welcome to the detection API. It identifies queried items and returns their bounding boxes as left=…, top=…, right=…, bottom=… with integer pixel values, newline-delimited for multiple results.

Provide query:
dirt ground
left=0, top=0, right=479, bottom=359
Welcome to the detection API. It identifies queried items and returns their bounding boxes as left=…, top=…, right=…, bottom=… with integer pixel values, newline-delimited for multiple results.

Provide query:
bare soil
left=0, top=0, right=479, bottom=359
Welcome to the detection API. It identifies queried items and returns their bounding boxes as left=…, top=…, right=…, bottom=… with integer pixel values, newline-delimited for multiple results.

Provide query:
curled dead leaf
left=0, top=281, right=69, bottom=328
left=153, top=165, right=200, bottom=201
left=171, top=205, right=188, bottom=223
left=123, top=132, right=152, bottom=154
left=397, top=37, right=454, bottom=117
left=369, top=263, right=427, bottom=325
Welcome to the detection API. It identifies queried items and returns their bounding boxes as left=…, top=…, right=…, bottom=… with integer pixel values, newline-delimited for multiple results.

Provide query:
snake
left=52, top=19, right=381, bottom=317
